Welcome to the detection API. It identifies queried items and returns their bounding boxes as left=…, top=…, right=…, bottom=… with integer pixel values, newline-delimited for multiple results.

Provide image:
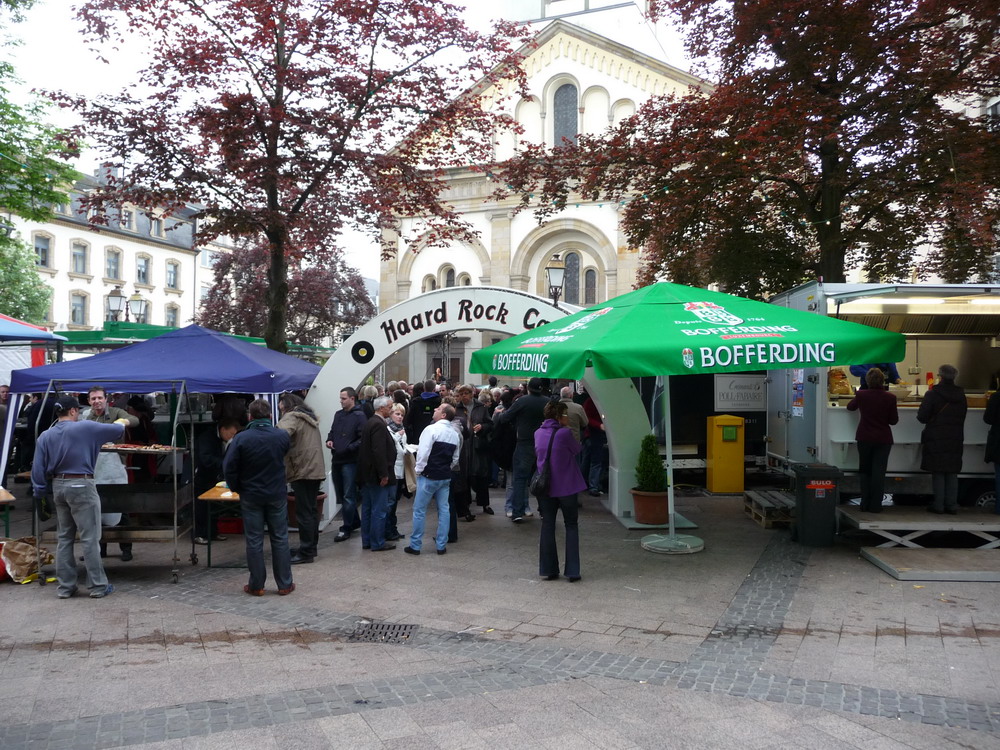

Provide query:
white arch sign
left=306, top=286, right=652, bottom=528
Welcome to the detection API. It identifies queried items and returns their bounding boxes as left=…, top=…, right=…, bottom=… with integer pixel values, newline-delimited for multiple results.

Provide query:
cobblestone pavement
left=1, top=488, right=999, bottom=748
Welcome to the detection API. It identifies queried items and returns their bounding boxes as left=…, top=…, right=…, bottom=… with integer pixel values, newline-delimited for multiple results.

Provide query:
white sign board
left=714, top=374, right=766, bottom=412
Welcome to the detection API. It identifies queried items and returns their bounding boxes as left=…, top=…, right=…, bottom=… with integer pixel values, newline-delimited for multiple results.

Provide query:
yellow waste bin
left=706, top=415, right=745, bottom=493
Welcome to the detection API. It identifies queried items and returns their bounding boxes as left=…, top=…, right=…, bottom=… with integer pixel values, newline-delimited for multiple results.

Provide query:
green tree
left=497, top=0, right=1000, bottom=293
left=0, top=235, right=51, bottom=322
left=1, top=2, right=79, bottom=222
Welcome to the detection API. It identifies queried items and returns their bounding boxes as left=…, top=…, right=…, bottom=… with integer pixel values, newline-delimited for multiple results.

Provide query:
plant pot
left=631, top=488, right=669, bottom=525
left=287, top=492, right=326, bottom=529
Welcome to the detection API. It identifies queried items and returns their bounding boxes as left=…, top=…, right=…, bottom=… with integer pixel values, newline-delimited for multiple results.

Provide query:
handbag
left=529, top=427, right=560, bottom=498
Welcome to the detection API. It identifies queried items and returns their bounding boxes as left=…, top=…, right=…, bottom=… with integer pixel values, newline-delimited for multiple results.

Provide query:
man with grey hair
left=559, top=386, right=588, bottom=444
left=357, top=396, right=397, bottom=551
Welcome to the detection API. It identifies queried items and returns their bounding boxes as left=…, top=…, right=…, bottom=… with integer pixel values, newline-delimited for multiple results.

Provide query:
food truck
left=766, top=281, right=1000, bottom=506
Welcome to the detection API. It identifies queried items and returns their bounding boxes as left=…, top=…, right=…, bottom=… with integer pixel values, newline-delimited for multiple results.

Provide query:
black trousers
left=539, top=493, right=580, bottom=578
left=291, top=478, right=321, bottom=557
left=857, top=441, right=891, bottom=513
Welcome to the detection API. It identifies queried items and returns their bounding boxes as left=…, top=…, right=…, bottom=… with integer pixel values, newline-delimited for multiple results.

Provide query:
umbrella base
left=640, top=533, right=705, bottom=555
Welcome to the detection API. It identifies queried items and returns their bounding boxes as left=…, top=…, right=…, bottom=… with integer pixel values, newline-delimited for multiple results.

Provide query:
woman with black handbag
left=533, top=400, right=587, bottom=582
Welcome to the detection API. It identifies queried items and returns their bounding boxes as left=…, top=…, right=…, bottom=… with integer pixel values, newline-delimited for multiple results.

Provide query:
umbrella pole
left=641, top=375, right=704, bottom=555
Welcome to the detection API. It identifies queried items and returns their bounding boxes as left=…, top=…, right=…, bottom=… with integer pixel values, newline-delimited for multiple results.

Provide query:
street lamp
left=545, top=253, right=565, bottom=307
left=107, top=286, right=127, bottom=321
left=127, top=292, right=147, bottom=323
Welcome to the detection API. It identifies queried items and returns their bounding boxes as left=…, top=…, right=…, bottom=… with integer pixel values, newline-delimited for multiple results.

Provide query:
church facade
left=378, top=7, right=703, bottom=385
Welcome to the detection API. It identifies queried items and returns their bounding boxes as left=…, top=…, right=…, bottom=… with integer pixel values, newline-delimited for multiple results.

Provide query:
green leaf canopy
left=470, top=283, right=905, bottom=380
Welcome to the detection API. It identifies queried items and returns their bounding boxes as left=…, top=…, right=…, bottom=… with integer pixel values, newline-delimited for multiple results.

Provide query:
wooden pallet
left=744, top=489, right=796, bottom=529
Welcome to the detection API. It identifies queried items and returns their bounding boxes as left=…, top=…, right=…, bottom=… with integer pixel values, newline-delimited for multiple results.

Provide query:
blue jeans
left=360, top=482, right=392, bottom=549
left=585, top=431, right=607, bottom=492
left=54, top=478, right=108, bottom=596
left=411, top=477, right=450, bottom=551
left=331, top=461, right=359, bottom=534
left=241, top=493, right=293, bottom=592
left=510, top=440, right=536, bottom=518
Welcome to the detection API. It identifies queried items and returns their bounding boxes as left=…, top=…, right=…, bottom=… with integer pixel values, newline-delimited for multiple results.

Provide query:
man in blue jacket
left=325, top=386, right=367, bottom=542
left=224, top=399, right=293, bottom=596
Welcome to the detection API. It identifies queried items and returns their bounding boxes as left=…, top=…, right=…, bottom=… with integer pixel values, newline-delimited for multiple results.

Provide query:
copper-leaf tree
left=496, top=0, right=1000, bottom=297
left=197, top=241, right=375, bottom=348
left=56, top=0, right=527, bottom=350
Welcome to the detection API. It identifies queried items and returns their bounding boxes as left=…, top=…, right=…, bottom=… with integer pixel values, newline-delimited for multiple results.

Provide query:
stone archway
left=307, top=286, right=651, bottom=528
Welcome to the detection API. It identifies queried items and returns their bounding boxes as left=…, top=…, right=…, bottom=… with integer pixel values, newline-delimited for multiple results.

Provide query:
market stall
left=3, top=325, right=321, bottom=581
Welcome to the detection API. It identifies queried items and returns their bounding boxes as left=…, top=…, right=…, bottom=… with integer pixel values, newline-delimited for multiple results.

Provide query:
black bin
left=791, top=463, right=841, bottom=547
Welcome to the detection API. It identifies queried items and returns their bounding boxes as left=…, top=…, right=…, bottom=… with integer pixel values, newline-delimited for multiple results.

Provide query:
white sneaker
left=524, top=510, right=534, bottom=517
left=505, top=511, right=513, bottom=518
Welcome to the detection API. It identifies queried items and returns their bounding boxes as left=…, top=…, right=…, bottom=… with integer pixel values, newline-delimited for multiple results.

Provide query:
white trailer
left=766, top=281, right=1000, bottom=506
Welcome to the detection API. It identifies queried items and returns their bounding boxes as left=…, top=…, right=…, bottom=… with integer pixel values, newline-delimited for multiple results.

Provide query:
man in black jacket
left=404, top=379, right=440, bottom=443
left=357, top=397, right=397, bottom=551
left=325, top=386, right=367, bottom=542
left=192, top=419, right=240, bottom=544
left=497, top=377, right=549, bottom=522
left=224, top=399, right=293, bottom=596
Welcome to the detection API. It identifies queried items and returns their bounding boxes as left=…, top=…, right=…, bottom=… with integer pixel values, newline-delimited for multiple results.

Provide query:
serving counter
left=40, top=445, right=195, bottom=582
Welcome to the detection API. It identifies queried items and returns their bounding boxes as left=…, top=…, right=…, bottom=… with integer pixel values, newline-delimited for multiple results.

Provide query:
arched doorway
left=307, top=287, right=651, bottom=527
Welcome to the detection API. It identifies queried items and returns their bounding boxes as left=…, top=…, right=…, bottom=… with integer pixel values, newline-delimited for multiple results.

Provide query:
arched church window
left=445, top=268, right=456, bottom=287
left=564, top=252, right=580, bottom=304
left=585, top=269, right=597, bottom=305
left=553, top=83, right=578, bottom=147
left=422, top=275, right=436, bottom=293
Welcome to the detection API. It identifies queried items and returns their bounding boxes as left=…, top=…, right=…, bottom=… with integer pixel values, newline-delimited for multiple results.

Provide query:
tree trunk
left=817, top=136, right=847, bottom=283
left=264, top=234, right=289, bottom=352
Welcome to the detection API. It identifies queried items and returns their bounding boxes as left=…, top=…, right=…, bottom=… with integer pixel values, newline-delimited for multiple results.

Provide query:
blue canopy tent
left=9, top=324, right=319, bottom=393
left=2, top=324, right=321, bottom=494
left=0, top=314, right=67, bottom=343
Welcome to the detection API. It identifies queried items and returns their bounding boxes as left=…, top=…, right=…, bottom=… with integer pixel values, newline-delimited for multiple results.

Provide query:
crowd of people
left=846, top=363, right=1000, bottom=516
left=10, top=376, right=608, bottom=599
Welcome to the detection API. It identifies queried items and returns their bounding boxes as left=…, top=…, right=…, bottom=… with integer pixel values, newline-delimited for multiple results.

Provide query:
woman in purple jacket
left=847, top=367, right=899, bottom=513
left=534, top=400, right=587, bottom=581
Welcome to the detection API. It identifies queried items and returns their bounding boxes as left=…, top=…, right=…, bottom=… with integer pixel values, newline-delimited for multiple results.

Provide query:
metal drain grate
left=349, top=622, right=418, bottom=644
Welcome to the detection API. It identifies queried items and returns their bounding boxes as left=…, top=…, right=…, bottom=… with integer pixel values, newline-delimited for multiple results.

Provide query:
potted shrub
left=631, top=433, right=669, bottom=525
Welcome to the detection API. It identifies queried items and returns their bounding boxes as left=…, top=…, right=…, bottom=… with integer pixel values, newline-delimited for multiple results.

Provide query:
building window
left=585, top=269, right=597, bottom=305
left=166, top=261, right=179, bottom=289
left=564, top=252, right=580, bottom=305
left=136, top=256, right=150, bottom=285
left=553, top=83, right=579, bottom=147
left=422, top=275, right=436, bottom=293
left=53, top=202, right=67, bottom=215
left=121, top=209, right=135, bottom=231
left=200, top=284, right=211, bottom=301
left=70, top=292, right=88, bottom=325
left=71, top=241, right=88, bottom=274
left=150, top=217, right=164, bottom=237
left=34, top=234, right=51, bottom=267
left=200, top=248, right=219, bottom=267
left=165, top=305, right=179, bottom=327
left=445, top=268, right=456, bottom=288
left=457, top=273, right=472, bottom=286
left=105, top=248, right=121, bottom=279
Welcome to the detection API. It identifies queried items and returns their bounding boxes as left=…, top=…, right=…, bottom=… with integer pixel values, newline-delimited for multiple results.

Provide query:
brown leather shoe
left=277, top=583, right=296, bottom=596
left=243, top=584, right=264, bottom=597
